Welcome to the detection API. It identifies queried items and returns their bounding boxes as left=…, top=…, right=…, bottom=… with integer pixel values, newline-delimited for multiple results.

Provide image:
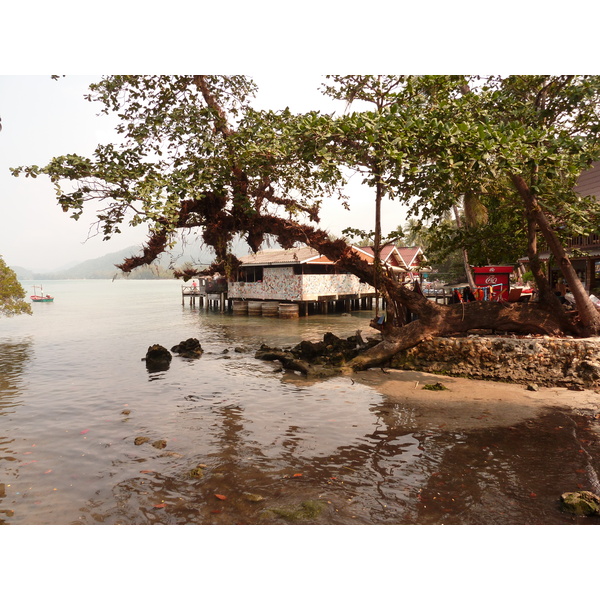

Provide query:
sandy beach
left=352, top=369, right=600, bottom=431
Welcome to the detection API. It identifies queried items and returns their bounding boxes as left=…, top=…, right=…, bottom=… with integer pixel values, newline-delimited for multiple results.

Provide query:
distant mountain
left=12, top=236, right=255, bottom=280
left=14, top=245, right=213, bottom=280
left=11, top=266, right=35, bottom=280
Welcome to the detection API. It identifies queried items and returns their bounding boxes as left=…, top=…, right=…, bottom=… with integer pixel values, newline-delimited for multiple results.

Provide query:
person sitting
left=554, top=290, right=567, bottom=304
left=462, top=286, right=476, bottom=302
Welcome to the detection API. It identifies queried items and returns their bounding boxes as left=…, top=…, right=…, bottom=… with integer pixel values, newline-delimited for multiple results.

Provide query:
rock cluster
left=146, top=332, right=600, bottom=390
left=143, top=338, right=203, bottom=371
left=293, top=331, right=376, bottom=365
left=256, top=331, right=378, bottom=374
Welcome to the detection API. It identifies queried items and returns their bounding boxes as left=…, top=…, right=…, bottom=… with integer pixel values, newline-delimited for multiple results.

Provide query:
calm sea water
left=1, top=279, right=599, bottom=525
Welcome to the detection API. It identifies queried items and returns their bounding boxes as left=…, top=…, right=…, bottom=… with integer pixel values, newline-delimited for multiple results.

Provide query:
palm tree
left=453, top=191, right=489, bottom=288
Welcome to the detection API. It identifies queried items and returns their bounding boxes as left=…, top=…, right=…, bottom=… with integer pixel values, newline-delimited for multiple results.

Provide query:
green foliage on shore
left=0, top=256, right=32, bottom=317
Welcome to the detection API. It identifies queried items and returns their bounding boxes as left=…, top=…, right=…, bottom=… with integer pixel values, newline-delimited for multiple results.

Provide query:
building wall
left=301, top=273, right=373, bottom=300
left=229, top=266, right=302, bottom=300
left=575, top=161, right=600, bottom=198
left=228, top=266, right=374, bottom=301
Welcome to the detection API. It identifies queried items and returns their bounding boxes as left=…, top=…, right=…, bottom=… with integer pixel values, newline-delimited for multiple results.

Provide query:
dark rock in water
left=144, top=344, right=172, bottom=372
left=254, top=348, right=310, bottom=375
left=560, top=491, right=600, bottom=516
left=171, top=338, right=203, bottom=358
left=188, top=466, right=204, bottom=479
left=259, top=343, right=281, bottom=352
left=134, top=436, right=150, bottom=446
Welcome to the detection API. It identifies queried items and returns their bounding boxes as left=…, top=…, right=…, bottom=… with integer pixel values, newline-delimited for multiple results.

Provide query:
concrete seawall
left=389, top=335, right=600, bottom=389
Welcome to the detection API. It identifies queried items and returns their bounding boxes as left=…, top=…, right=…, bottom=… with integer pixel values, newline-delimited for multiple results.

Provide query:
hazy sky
left=0, top=74, right=404, bottom=271
left=1, top=5, right=592, bottom=273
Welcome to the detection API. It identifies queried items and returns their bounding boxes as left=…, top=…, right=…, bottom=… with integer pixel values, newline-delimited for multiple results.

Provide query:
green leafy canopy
left=11, top=75, right=600, bottom=275
left=0, top=257, right=31, bottom=317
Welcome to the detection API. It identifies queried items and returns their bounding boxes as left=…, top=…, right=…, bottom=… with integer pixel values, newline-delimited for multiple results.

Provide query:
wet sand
left=352, top=369, right=600, bottom=431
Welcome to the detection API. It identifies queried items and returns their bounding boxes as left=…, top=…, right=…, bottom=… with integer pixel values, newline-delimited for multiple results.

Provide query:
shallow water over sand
left=1, top=279, right=599, bottom=525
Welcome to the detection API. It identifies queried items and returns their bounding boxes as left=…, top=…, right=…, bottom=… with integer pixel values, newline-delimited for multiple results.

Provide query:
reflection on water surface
left=1, top=280, right=599, bottom=525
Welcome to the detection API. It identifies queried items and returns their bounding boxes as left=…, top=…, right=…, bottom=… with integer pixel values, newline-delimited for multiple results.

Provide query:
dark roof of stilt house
left=237, top=247, right=323, bottom=266
left=574, top=161, right=600, bottom=198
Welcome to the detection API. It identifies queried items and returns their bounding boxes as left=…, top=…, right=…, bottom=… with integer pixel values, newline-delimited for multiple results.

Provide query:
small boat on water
left=30, top=285, right=54, bottom=302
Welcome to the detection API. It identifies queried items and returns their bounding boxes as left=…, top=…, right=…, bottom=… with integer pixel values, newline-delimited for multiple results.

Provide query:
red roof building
left=228, top=244, right=426, bottom=303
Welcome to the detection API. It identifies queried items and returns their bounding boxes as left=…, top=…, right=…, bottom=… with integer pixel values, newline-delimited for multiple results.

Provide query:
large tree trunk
left=343, top=274, right=575, bottom=372
left=345, top=306, right=567, bottom=373
left=523, top=202, right=557, bottom=307
left=511, top=174, right=600, bottom=336
left=373, top=172, right=383, bottom=317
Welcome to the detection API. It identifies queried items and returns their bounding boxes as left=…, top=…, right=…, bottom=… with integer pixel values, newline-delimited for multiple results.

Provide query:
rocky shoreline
left=390, top=334, right=600, bottom=390
left=144, top=331, right=600, bottom=391
left=256, top=331, right=600, bottom=390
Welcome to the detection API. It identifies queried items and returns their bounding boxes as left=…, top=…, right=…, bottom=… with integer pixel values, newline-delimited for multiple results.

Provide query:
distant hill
left=11, top=266, right=35, bottom=280
left=14, top=245, right=212, bottom=280
left=12, top=236, right=256, bottom=280
left=50, top=246, right=166, bottom=279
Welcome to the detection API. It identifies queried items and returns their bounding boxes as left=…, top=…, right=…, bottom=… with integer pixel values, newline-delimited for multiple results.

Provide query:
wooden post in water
left=279, top=303, right=300, bottom=319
